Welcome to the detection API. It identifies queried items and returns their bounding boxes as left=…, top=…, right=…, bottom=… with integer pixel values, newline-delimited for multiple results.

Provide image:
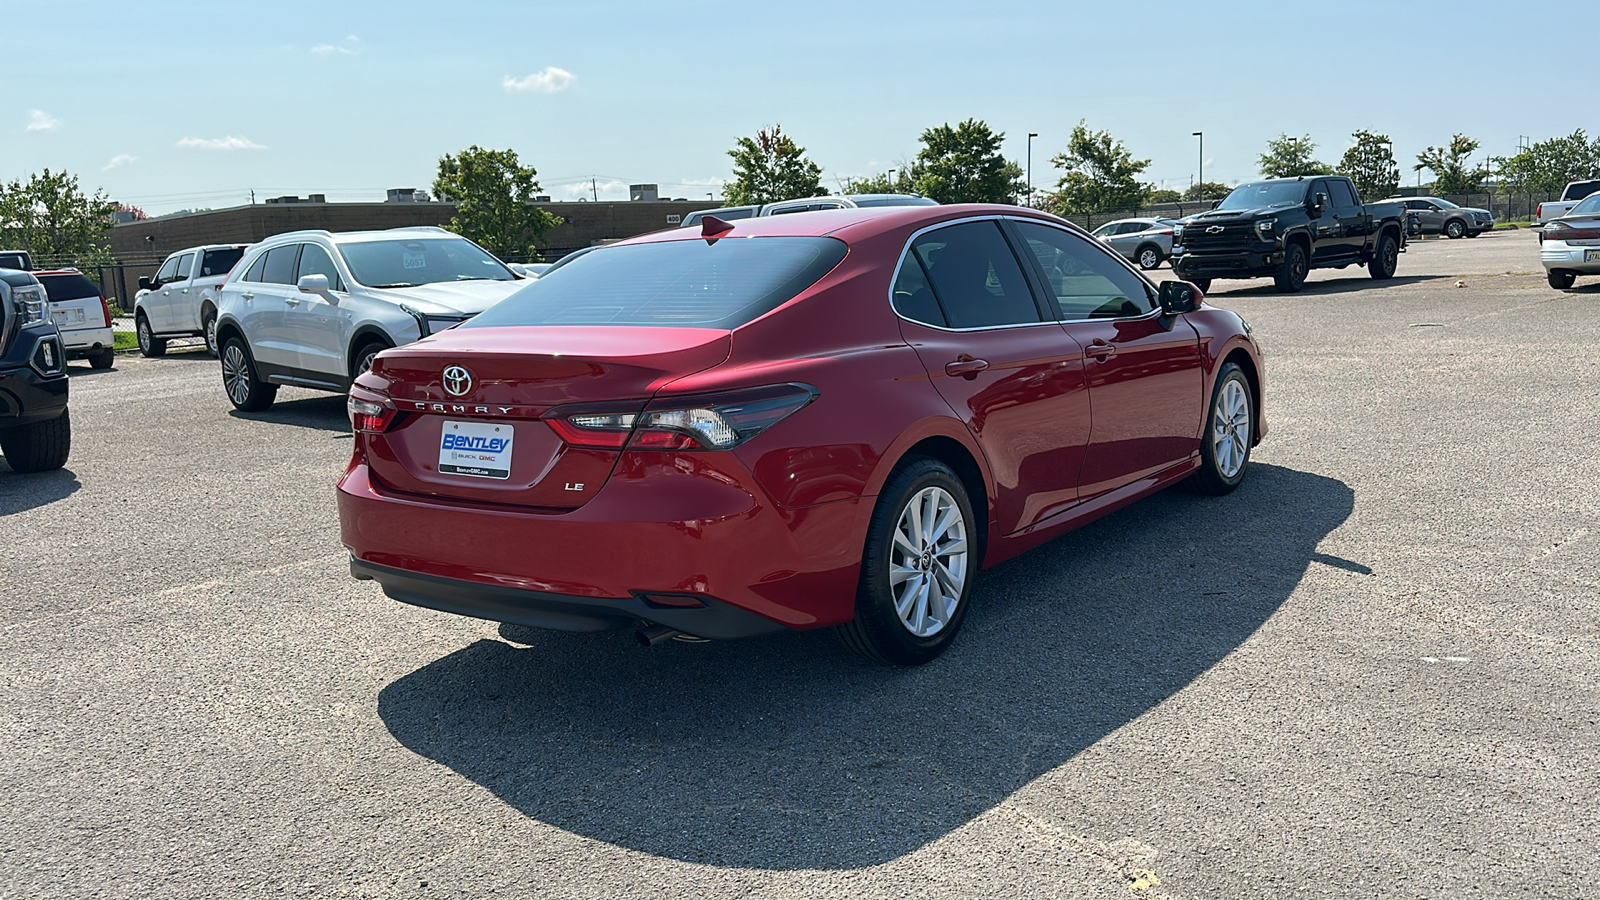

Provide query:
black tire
left=1188, top=276, right=1212, bottom=294
left=351, top=339, right=389, bottom=380
left=836, top=458, right=977, bottom=666
left=220, top=337, right=277, bottom=411
left=1369, top=232, right=1399, bottom=280
left=1135, top=244, right=1163, bottom=270
left=1548, top=271, right=1576, bottom=290
left=202, top=307, right=219, bottom=358
left=0, top=409, right=71, bottom=473
left=1444, top=218, right=1466, bottom=239
left=1273, top=242, right=1308, bottom=293
left=87, top=347, right=115, bottom=369
left=1188, top=363, right=1253, bottom=496
left=136, top=313, right=166, bottom=358
left=1465, top=230, right=1481, bottom=238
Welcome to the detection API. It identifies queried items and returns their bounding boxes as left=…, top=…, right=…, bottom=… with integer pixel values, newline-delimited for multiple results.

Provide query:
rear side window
left=201, top=248, right=245, bottom=277
left=242, top=252, right=269, bottom=283
left=464, top=236, right=848, bottom=330
left=1014, top=221, right=1155, bottom=320
left=907, top=221, right=1040, bottom=329
left=36, top=273, right=100, bottom=301
left=891, top=254, right=945, bottom=326
left=1329, top=180, right=1359, bottom=208
left=261, top=245, right=301, bottom=285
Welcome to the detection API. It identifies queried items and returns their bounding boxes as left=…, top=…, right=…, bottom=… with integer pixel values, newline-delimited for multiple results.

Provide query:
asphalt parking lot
left=3, top=228, right=1596, bottom=898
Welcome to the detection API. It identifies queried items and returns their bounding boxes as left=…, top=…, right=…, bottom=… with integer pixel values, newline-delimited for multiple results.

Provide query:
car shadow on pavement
left=0, top=466, right=80, bottom=514
left=1209, top=274, right=1445, bottom=298
left=376, top=462, right=1353, bottom=870
left=227, top=395, right=350, bottom=435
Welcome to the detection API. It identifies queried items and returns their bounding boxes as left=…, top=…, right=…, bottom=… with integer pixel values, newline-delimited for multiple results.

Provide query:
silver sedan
left=1090, top=217, right=1178, bottom=269
left=1540, top=191, right=1600, bottom=289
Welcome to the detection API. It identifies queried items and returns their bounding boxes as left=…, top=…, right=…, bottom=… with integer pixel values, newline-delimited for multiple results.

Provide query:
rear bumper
left=1541, top=245, right=1600, bottom=274
left=60, top=326, right=113, bottom=353
left=337, top=457, right=871, bottom=638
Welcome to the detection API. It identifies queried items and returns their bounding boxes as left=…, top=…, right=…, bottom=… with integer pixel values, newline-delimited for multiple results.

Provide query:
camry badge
left=442, top=365, right=473, bottom=397
left=1206, top=225, right=1225, bottom=234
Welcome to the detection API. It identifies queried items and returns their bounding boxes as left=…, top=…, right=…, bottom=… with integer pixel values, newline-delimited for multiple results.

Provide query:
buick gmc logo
left=442, top=365, right=473, bottom=397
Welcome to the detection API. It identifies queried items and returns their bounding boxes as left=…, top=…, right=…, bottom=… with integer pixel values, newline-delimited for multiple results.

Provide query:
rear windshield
left=36, top=273, right=100, bottom=301
left=1564, top=180, right=1600, bottom=201
left=464, top=236, right=849, bottom=330
left=201, top=248, right=246, bottom=277
left=337, top=237, right=515, bottom=288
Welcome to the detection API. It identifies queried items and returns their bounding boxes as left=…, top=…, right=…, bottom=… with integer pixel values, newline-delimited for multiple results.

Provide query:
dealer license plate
left=438, top=420, right=514, bottom=480
left=1586, top=250, right=1600, bottom=262
left=51, top=308, right=85, bottom=326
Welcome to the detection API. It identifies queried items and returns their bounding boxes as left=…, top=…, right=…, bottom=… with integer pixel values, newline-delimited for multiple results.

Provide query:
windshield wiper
left=370, top=282, right=419, bottom=288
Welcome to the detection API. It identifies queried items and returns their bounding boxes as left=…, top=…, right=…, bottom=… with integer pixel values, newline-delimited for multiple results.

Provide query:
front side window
left=175, top=253, right=195, bottom=280
left=154, top=256, right=180, bottom=285
left=336, top=237, right=514, bottom=288
left=1013, top=221, right=1155, bottom=320
left=296, top=244, right=345, bottom=291
left=261, top=245, right=301, bottom=285
left=908, top=221, right=1040, bottom=329
left=1092, top=223, right=1118, bottom=238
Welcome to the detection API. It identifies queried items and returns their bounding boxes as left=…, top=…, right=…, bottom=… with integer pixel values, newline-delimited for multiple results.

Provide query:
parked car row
left=0, top=268, right=71, bottom=472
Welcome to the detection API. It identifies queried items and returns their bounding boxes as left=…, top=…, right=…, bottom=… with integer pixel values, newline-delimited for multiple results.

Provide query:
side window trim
left=886, top=215, right=1065, bottom=332
left=1004, top=217, right=1160, bottom=323
left=995, top=218, right=1062, bottom=321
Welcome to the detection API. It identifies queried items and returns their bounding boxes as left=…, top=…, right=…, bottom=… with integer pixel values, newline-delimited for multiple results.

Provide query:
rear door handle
left=284, top=298, right=301, bottom=307
left=1085, top=341, right=1117, bottom=360
left=944, top=357, right=990, bottom=378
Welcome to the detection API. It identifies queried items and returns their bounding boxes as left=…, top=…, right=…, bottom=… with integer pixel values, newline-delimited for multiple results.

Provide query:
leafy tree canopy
left=1415, top=134, right=1485, bottom=195
left=1337, top=130, right=1401, bottom=201
left=1147, top=189, right=1181, bottom=204
left=1258, top=134, right=1332, bottom=179
left=1046, top=120, right=1153, bottom=214
left=0, top=169, right=117, bottom=265
left=909, top=118, right=1023, bottom=204
left=1495, top=130, right=1600, bottom=194
left=844, top=170, right=916, bottom=195
left=432, top=146, right=561, bottom=260
left=1183, top=181, right=1230, bottom=202
left=723, top=125, right=826, bottom=206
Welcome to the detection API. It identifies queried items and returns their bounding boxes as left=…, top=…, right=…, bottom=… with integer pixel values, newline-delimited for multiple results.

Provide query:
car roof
left=31, top=268, right=85, bottom=276
left=255, top=226, right=461, bottom=246
left=616, top=203, right=1082, bottom=246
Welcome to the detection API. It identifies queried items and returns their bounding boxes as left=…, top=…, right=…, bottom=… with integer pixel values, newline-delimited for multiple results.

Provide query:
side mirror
left=1309, top=192, right=1328, bottom=217
left=1158, top=280, right=1199, bottom=315
left=297, top=273, right=334, bottom=300
left=137, top=276, right=152, bottom=291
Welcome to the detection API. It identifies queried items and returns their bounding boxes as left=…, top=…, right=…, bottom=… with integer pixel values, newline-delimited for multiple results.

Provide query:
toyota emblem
left=1206, top=225, right=1225, bottom=234
left=442, top=365, right=473, bottom=397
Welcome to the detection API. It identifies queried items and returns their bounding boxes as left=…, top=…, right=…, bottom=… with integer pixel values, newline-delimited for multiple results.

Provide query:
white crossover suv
left=213, top=227, right=528, bottom=411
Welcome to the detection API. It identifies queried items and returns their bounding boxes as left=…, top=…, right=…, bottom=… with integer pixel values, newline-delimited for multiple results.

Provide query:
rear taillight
left=546, top=383, right=818, bottom=451
left=1545, top=224, right=1600, bottom=242
left=348, top=387, right=398, bottom=432
left=98, top=295, right=112, bottom=328
left=1154, top=229, right=1174, bottom=235
left=1537, top=204, right=1544, bottom=220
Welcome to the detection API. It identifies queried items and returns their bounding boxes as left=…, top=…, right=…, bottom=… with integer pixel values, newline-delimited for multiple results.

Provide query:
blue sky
left=1, top=0, right=1583, bottom=214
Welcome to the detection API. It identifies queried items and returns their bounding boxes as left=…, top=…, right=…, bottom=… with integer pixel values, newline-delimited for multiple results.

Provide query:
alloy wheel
left=1212, top=378, right=1251, bottom=479
left=889, top=486, right=969, bottom=638
left=205, top=317, right=218, bottom=355
left=222, top=343, right=251, bottom=406
left=137, top=318, right=151, bottom=353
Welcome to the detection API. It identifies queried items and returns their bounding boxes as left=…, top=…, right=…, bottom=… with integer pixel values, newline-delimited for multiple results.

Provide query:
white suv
left=213, top=227, right=527, bottom=411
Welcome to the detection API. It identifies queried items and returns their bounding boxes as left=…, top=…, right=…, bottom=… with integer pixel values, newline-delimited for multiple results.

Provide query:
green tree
left=844, top=170, right=916, bottom=195
left=432, top=146, right=561, bottom=260
left=1046, top=120, right=1153, bottom=214
left=723, top=125, right=826, bottom=206
left=1415, top=134, right=1484, bottom=195
left=908, top=118, right=1024, bottom=204
left=1147, top=189, right=1181, bottom=204
left=1337, top=130, right=1401, bottom=201
left=1495, top=130, right=1600, bottom=194
left=0, top=169, right=117, bottom=265
left=1183, top=181, right=1230, bottom=202
left=1258, top=134, right=1332, bottom=179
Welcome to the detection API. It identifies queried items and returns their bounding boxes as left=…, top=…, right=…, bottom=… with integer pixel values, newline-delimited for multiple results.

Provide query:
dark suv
left=0, top=269, right=71, bottom=472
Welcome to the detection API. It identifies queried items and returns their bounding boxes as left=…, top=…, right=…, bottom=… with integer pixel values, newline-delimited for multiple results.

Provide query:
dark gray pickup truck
left=1171, top=176, right=1407, bottom=293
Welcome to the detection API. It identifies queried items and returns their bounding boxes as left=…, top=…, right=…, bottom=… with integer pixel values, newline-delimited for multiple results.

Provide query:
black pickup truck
left=1171, top=176, right=1407, bottom=293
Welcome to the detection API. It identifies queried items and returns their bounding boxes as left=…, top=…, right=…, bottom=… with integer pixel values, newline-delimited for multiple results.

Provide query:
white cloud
left=503, top=67, right=576, bottom=93
left=312, top=34, right=360, bottom=55
left=558, top=179, right=625, bottom=200
left=103, top=154, right=137, bottom=170
left=25, top=109, right=59, bottom=132
left=176, top=136, right=267, bottom=151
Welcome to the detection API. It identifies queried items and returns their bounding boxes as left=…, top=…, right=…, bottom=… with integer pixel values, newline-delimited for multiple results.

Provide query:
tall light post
left=1192, top=132, right=1203, bottom=202
left=1027, top=133, right=1038, bottom=207
left=888, top=168, right=897, bottom=191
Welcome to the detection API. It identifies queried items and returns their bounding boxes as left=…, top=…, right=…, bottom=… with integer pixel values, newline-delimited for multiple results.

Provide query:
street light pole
left=1192, top=132, right=1203, bottom=202
left=1027, top=133, right=1038, bottom=207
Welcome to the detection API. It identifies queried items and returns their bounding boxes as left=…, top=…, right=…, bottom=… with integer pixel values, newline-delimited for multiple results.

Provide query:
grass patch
left=114, top=331, right=138, bottom=350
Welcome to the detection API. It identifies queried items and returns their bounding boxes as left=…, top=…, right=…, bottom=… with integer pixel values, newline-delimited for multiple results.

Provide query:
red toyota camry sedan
left=338, top=205, right=1265, bottom=665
